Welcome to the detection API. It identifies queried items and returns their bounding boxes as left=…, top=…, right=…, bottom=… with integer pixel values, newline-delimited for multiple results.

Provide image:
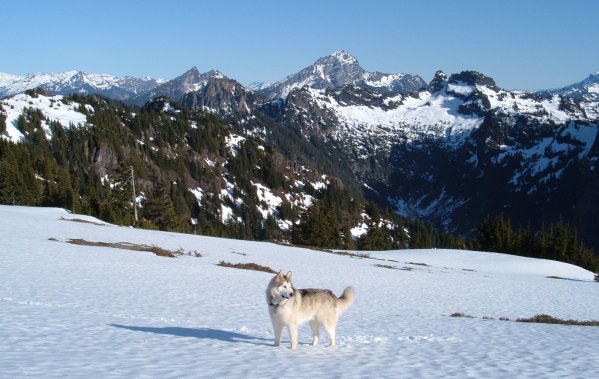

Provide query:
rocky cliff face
left=181, top=78, right=265, bottom=119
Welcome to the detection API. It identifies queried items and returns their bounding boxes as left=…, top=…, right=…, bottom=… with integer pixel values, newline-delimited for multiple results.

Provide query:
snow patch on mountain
left=302, top=86, right=484, bottom=152
left=1, top=93, right=89, bottom=142
left=497, top=121, right=599, bottom=190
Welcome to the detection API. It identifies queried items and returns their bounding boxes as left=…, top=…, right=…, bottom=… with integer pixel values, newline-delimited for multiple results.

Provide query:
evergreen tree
left=143, top=182, right=181, bottom=231
left=107, top=163, right=136, bottom=225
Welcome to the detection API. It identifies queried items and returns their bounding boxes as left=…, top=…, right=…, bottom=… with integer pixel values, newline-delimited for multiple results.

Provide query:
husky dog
left=266, top=271, right=354, bottom=349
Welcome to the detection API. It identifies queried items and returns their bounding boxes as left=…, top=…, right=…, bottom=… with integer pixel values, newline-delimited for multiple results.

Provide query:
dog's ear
left=285, top=271, right=293, bottom=282
left=275, top=270, right=283, bottom=283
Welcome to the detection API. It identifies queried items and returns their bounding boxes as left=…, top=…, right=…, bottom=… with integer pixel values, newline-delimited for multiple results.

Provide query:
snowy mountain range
left=1, top=50, right=599, bottom=251
left=0, top=70, right=163, bottom=100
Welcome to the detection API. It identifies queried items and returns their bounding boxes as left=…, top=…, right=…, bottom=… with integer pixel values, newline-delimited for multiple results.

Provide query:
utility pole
left=131, top=165, right=138, bottom=225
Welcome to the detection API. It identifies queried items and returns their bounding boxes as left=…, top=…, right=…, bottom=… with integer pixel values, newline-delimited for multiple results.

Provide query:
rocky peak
left=427, top=70, right=448, bottom=93
left=181, top=77, right=264, bottom=118
left=448, top=71, right=498, bottom=90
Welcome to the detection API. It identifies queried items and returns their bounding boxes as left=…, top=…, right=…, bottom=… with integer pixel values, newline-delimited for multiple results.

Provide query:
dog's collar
left=269, top=288, right=295, bottom=307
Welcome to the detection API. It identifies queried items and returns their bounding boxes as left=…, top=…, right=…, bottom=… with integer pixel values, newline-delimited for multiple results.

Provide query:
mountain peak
left=326, top=50, right=359, bottom=65
left=427, top=70, right=448, bottom=93
left=257, top=50, right=424, bottom=99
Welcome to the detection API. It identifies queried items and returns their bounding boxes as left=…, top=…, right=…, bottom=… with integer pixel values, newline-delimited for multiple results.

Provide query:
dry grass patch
left=217, top=261, right=277, bottom=273
left=374, top=263, right=415, bottom=271
left=450, top=312, right=474, bottom=318
left=407, top=262, right=430, bottom=267
left=374, top=263, right=398, bottom=270
left=516, top=314, right=599, bottom=326
left=450, top=313, right=598, bottom=326
left=328, top=250, right=372, bottom=259
left=64, top=238, right=184, bottom=258
left=60, top=217, right=106, bottom=226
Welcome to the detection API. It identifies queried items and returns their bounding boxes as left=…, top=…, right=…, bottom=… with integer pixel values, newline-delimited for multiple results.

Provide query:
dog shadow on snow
left=111, top=324, right=272, bottom=346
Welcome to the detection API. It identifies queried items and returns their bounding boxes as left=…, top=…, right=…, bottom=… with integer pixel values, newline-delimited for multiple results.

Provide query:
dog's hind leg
left=323, top=319, right=337, bottom=347
left=309, top=320, right=320, bottom=346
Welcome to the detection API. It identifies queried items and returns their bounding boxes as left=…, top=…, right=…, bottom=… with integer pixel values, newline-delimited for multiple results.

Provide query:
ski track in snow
left=1, top=205, right=598, bottom=378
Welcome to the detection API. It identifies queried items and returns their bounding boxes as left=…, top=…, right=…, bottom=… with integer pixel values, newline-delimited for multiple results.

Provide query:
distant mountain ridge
left=549, top=72, right=599, bottom=102
left=2, top=50, right=597, bottom=105
left=0, top=70, right=164, bottom=100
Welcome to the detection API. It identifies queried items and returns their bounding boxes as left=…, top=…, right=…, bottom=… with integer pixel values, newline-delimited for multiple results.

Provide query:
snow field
left=1, top=205, right=598, bottom=378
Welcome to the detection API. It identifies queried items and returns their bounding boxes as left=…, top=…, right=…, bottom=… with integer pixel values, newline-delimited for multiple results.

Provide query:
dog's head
left=267, top=271, right=294, bottom=305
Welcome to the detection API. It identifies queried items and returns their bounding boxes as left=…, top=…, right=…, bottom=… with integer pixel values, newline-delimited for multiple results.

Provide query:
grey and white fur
left=266, top=271, right=354, bottom=349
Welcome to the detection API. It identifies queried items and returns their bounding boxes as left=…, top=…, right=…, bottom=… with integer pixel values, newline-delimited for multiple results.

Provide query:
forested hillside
left=0, top=90, right=458, bottom=250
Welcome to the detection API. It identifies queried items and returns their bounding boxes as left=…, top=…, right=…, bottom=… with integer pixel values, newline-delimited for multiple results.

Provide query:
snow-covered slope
left=1, top=93, right=90, bottom=143
left=1, top=205, right=597, bottom=378
left=258, top=50, right=426, bottom=100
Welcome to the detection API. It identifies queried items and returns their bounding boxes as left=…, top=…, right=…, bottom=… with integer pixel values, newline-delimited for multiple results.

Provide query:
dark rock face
left=182, top=78, right=265, bottom=118
left=427, top=70, right=448, bottom=93
left=448, top=71, right=498, bottom=90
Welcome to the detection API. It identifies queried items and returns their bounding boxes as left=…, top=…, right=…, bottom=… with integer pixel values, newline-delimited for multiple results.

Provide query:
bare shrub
left=150, top=246, right=176, bottom=258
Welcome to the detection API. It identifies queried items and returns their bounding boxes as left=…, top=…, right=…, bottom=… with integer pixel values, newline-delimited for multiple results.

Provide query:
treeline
left=473, top=214, right=599, bottom=272
left=0, top=91, right=464, bottom=251
left=291, top=182, right=465, bottom=251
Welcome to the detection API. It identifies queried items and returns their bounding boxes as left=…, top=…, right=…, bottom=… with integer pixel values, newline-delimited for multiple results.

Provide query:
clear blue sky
left=2, top=0, right=598, bottom=90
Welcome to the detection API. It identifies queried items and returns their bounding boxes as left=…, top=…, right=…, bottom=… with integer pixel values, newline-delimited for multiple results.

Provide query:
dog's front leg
left=272, top=322, right=283, bottom=347
left=288, top=323, right=299, bottom=350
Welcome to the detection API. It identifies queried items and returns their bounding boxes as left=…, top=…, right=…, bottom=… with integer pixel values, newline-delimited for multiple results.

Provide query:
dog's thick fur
left=266, top=271, right=354, bottom=349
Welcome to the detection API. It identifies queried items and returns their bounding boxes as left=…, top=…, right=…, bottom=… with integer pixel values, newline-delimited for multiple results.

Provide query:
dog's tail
left=337, top=286, right=355, bottom=314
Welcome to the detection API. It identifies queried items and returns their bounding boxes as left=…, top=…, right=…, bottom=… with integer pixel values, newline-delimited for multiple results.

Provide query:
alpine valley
left=1, top=51, right=599, bottom=264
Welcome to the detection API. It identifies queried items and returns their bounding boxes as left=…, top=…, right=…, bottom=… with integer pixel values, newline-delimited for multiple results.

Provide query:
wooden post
left=131, top=166, right=138, bottom=224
